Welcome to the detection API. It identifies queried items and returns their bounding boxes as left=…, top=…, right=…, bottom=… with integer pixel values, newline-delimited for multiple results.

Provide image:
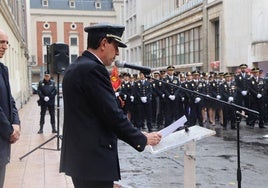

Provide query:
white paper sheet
left=158, top=115, right=187, bottom=138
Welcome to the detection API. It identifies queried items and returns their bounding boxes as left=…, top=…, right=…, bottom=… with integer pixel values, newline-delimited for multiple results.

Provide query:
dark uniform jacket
left=0, top=63, right=20, bottom=166
left=37, top=79, right=57, bottom=106
left=59, top=51, right=147, bottom=181
left=134, top=79, right=152, bottom=104
left=219, top=81, right=237, bottom=102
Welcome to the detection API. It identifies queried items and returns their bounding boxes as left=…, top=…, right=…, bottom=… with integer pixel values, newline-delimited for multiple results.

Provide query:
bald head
left=0, top=29, right=9, bottom=58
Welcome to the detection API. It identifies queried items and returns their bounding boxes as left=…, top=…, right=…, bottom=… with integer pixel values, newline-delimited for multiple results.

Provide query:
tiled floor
left=5, top=95, right=74, bottom=188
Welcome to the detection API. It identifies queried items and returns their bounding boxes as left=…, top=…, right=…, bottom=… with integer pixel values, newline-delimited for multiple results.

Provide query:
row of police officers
left=116, top=64, right=267, bottom=131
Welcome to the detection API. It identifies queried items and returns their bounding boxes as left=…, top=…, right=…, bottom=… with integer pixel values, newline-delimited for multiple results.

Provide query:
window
left=69, top=0, right=75, bottom=8
left=42, top=0, right=48, bottom=7
left=144, top=27, right=201, bottom=68
left=95, top=1, right=101, bottom=9
left=71, top=54, right=78, bottom=63
left=43, top=37, right=51, bottom=46
left=70, top=37, right=78, bottom=46
left=214, top=20, right=220, bottom=61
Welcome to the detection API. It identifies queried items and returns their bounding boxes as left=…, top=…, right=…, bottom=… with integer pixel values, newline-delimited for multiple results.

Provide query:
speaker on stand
left=20, top=43, right=69, bottom=160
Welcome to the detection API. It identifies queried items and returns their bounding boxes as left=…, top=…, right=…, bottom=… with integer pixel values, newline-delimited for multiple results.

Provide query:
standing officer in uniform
left=220, top=73, right=237, bottom=130
left=134, top=72, right=153, bottom=132
left=248, top=67, right=266, bottom=129
left=37, top=71, right=57, bottom=134
left=120, top=73, right=132, bottom=118
left=59, top=23, right=161, bottom=188
left=163, top=66, right=180, bottom=127
left=187, top=70, right=204, bottom=127
left=151, top=71, right=165, bottom=129
left=235, top=64, right=250, bottom=124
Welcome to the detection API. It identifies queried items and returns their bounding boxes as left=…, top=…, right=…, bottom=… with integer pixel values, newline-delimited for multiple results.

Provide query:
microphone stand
left=143, top=73, right=259, bottom=188
left=235, top=111, right=248, bottom=188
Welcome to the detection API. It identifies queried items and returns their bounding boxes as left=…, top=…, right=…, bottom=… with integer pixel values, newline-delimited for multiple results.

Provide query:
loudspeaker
left=48, top=43, right=69, bottom=74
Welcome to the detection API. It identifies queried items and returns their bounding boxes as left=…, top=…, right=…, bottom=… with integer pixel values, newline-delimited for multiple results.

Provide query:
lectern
left=146, top=116, right=216, bottom=188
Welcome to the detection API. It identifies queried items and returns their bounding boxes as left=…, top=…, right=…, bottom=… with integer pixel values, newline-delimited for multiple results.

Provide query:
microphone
left=115, top=60, right=151, bottom=74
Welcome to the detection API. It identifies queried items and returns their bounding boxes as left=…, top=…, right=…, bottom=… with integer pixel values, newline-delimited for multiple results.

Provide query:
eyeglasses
left=0, top=40, right=9, bottom=46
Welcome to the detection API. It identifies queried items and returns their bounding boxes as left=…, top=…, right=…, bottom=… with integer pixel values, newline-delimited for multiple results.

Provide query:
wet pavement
left=116, top=123, right=268, bottom=188
left=5, top=95, right=268, bottom=188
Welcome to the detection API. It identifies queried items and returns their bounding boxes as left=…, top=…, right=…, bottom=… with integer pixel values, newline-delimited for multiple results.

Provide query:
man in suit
left=0, top=29, right=21, bottom=187
left=59, top=23, right=161, bottom=188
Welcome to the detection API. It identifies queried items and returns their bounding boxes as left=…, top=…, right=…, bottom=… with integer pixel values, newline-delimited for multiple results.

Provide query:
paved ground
left=4, top=95, right=268, bottom=188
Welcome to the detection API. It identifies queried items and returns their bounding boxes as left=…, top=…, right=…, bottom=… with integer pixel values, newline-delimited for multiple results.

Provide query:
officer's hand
left=241, top=90, right=247, bottom=96
left=44, top=96, right=50, bottom=102
left=162, top=94, right=165, bottom=98
left=216, top=95, right=221, bottom=100
left=194, top=97, right=201, bottom=103
left=130, top=96, right=134, bottom=102
left=115, top=92, right=120, bottom=97
left=257, top=94, right=262, bottom=98
left=181, top=97, right=185, bottom=101
left=141, top=97, right=147, bottom=103
left=169, top=95, right=175, bottom=101
left=145, top=132, right=162, bottom=146
left=228, top=96, right=234, bottom=102
left=123, top=94, right=127, bottom=100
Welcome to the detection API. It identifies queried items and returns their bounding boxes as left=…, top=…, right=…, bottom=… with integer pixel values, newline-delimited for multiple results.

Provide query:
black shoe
left=259, top=125, right=266, bottom=129
left=52, top=129, right=57, bottom=133
left=37, top=130, right=43, bottom=134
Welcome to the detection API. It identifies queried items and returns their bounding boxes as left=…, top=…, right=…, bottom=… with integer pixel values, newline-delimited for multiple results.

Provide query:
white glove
left=216, top=95, right=221, bottom=100
left=194, top=97, right=201, bottom=103
left=115, top=92, right=120, bottom=97
left=228, top=96, right=234, bottom=102
left=257, top=94, right=262, bottom=98
left=241, top=90, right=247, bottom=96
left=169, top=95, right=175, bottom=101
left=141, top=96, right=147, bottom=103
left=123, top=94, right=127, bottom=100
left=162, top=94, right=165, bottom=98
left=130, top=96, right=134, bottom=102
left=181, top=97, right=185, bottom=102
left=44, top=96, right=49, bottom=102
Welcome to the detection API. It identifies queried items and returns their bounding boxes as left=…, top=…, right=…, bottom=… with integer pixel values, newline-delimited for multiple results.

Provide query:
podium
left=146, top=116, right=216, bottom=188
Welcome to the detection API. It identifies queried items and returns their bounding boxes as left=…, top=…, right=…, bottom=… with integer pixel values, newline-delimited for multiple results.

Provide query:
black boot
left=38, top=124, right=43, bottom=134
left=52, top=124, right=57, bottom=133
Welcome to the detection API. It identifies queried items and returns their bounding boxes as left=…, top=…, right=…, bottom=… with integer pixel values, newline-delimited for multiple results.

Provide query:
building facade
left=125, top=0, right=268, bottom=74
left=0, top=0, right=30, bottom=108
left=29, top=0, right=124, bottom=81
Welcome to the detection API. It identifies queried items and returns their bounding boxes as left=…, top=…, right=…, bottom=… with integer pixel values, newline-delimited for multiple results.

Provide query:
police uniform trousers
left=136, top=102, right=152, bottom=131
left=165, top=99, right=179, bottom=127
left=40, top=104, right=55, bottom=126
left=236, top=93, right=250, bottom=124
left=188, top=102, right=203, bottom=127
left=222, top=105, right=236, bottom=129
left=248, top=97, right=265, bottom=127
